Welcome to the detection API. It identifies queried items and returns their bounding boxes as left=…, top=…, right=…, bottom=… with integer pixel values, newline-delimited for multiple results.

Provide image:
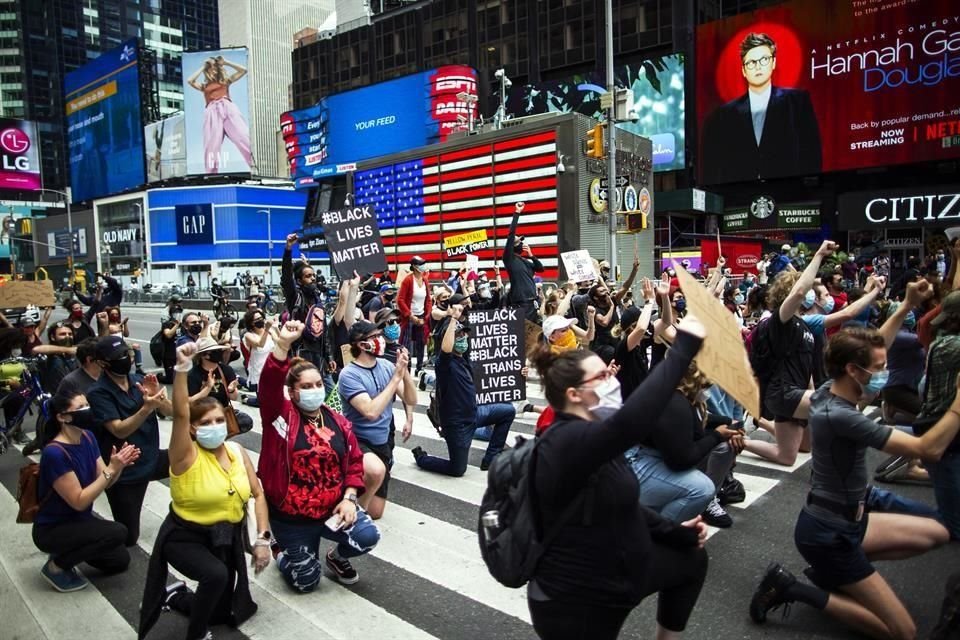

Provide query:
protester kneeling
left=258, top=321, right=379, bottom=592
left=139, top=342, right=269, bottom=640
left=32, top=391, right=138, bottom=592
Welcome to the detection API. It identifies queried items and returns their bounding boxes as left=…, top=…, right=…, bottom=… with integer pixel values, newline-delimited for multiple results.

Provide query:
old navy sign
left=838, top=187, right=960, bottom=231
left=175, top=204, right=213, bottom=245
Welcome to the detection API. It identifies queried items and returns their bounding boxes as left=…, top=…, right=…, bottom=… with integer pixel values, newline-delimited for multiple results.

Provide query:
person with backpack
left=31, top=389, right=140, bottom=592
left=744, top=240, right=837, bottom=466
left=410, top=305, right=514, bottom=476
left=749, top=326, right=957, bottom=638
left=517, top=314, right=709, bottom=640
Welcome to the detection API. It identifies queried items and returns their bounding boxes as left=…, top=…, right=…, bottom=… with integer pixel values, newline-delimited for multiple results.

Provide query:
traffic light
left=626, top=212, right=647, bottom=233
left=585, top=124, right=604, bottom=159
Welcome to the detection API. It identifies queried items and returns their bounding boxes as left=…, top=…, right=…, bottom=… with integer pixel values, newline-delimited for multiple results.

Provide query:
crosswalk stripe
left=737, top=450, right=812, bottom=473
left=0, top=490, right=136, bottom=638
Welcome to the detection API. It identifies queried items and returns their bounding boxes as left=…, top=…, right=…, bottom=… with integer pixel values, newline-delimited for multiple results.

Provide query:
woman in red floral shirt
left=258, top=320, right=379, bottom=591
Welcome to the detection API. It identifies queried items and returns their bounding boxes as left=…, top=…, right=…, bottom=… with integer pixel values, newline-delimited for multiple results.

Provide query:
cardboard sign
left=673, top=265, right=761, bottom=418
left=524, top=319, right=543, bottom=359
left=0, top=280, right=55, bottom=308
left=444, top=229, right=489, bottom=258
left=561, top=250, right=598, bottom=283
left=303, top=205, right=387, bottom=278
left=468, top=307, right=526, bottom=405
left=465, top=254, right=479, bottom=275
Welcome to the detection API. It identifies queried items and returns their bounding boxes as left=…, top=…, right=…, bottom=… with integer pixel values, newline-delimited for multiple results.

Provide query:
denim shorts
left=794, top=508, right=873, bottom=589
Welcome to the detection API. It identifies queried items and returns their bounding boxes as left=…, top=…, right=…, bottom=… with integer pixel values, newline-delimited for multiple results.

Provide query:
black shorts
left=764, top=383, right=809, bottom=424
left=357, top=423, right=395, bottom=499
left=794, top=508, right=873, bottom=589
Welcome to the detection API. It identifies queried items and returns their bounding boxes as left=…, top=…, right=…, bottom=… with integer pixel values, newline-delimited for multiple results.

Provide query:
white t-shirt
left=244, top=332, right=274, bottom=386
left=410, top=279, right=427, bottom=316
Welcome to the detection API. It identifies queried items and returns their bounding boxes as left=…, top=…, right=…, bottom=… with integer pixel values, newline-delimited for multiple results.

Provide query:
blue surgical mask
left=802, top=290, right=816, bottom=309
left=674, top=299, right=686, bottom=312
left=195, top=421, right=228, bottom=449
left=454, top=336, right=469, bottom=354
left=383, top=323, right=401, bottom=341
left=857, top=367, right=889, bottom=396
left=296, top=387, right=325, bottom=412
left=903, top=311, right=917, bottom=331
left=821, top=295, right=835, bottom=314
left=734, top=293, right=745, bottom=305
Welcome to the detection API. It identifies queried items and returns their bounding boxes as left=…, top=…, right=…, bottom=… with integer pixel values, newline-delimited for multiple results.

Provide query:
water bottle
left=481, top=510, right=500, bottom=545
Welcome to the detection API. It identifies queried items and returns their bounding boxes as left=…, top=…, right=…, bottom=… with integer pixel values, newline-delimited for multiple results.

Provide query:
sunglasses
left=382, top=319, right=399, bottom=326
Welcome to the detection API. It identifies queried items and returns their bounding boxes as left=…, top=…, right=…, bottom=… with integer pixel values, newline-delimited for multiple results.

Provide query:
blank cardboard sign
left=673, top=264, right=761, bottom=418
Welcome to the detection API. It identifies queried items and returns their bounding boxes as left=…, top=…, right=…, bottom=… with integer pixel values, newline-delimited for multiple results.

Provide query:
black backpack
left=746, top=317, right=777, bottom=384
left=477, top=433, right=588, bottom=588
left=426, top=389, right=444, bottom=437
left=149, top=330, right=166, bottom=367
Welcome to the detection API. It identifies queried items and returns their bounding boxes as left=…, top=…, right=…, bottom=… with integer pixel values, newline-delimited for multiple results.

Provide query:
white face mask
left=589, top=377, right=623, bottom=413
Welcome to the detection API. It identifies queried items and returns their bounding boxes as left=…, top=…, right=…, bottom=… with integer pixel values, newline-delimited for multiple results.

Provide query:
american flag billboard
left=353, top=129, right=560, bottom=280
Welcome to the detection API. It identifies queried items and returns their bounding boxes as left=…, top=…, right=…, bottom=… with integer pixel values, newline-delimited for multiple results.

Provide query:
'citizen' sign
left=838, top=187, right=960, bottom=231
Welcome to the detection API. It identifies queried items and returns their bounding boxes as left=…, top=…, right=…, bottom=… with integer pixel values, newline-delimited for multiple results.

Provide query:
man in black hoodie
left=502, top=201, right=543, bottom=323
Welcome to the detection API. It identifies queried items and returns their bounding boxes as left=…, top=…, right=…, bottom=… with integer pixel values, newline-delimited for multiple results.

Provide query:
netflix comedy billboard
left=697, top=0, right=960, bottom=185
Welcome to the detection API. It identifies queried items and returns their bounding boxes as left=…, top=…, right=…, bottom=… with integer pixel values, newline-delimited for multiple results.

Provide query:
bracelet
left=253, top=539, right=271, bottom=548
left=174, top=361, right=193, bottom=373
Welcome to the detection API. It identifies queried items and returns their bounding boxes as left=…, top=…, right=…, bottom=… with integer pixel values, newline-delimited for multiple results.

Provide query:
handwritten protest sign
left=465, top=254, right=479, bottom=275
left=444, top=229, right=489, bottom=258
left=561, top=250, right=598, bottom=283
left=673, top=264, right=761, bottom=417
left=302, top=205, right=387, bottom=279
left=0, top=280, right=55, bottom=308
left=468, top=307, right=526, bottom=405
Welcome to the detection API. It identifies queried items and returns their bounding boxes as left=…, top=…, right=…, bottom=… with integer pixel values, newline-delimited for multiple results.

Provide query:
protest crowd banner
left=444, top=229, right=489, bottom=258
left=561, top=249, right=599, bottom=283
left=673, top=264, right=761, bottom=417
left=301, top=205, right=387, bottom=279
left=468, top=306, right=526, bottom=405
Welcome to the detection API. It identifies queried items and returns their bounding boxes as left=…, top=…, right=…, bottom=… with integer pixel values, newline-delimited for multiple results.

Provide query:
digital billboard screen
left=506, top=54, right=687, bottom=172
left=0, top=118, right=41, bottom=190
left=65, top=38, right=145, bottom=202
left=182, top=48, right=252, bottom=175
left=145, top=114, right=186, bottom=182
left=281, top=65, right=478, bottom=186
left=697, top=0, right=960, bottom=185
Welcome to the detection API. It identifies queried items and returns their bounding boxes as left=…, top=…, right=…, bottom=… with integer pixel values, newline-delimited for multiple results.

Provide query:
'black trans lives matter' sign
left=302, top=205, right=387, bottom=279
left=468, top=307, right=526, bottom=405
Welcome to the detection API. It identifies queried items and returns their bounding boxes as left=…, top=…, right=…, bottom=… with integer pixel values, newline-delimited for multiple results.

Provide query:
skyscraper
left=1, top=0, right=219, bottom=191
left=219, top=0, right=334, bottom=178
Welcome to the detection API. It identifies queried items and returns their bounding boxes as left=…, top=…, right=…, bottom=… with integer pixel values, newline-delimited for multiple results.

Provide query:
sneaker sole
left=41, top=571, right=88, bottom=593
left=325, top=568, right=359, bottom=585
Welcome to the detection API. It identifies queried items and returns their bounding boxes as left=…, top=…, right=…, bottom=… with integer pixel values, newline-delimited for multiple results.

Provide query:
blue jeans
left=866, top=485, right=941, bottom=520
left=928, top=452, right=960, bottom=539
left=271, top=509, right=380, bottom=593
left=416, top=402, right=515, bottom=476
left=626, top=446, right=715, bottom=522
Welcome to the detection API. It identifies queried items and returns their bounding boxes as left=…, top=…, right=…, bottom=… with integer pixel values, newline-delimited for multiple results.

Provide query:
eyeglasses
left=383, top=319, right=399, bottom=326
left=578, top=369, right=612, bottom=387
left=743, top=55, right=773, bottom=71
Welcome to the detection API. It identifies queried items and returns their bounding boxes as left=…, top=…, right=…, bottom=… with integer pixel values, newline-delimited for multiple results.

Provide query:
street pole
left=605, top=0, right=618, bottom=280
left=39, top=189, right=73, bottom=282
left=133, top=201, right=144, bottom=277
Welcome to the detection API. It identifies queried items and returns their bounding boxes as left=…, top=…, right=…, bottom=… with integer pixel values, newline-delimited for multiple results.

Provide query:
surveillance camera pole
left=604, top=0, right=618, bottom=278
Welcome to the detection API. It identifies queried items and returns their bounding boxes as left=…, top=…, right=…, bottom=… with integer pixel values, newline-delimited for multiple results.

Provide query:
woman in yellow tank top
left=139, top=341, right=270, bottom=640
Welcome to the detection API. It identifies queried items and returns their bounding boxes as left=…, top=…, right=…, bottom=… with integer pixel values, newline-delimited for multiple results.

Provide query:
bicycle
left=0, top=357, right=52, bottom=455
left=212, top=294, right=238, bottom=321
left=261, top=286, right=279, bottom=315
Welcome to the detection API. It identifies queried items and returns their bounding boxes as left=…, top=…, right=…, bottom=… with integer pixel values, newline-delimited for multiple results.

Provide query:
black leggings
left=529, top=544, right=708, bottom=639
left=106, top=450, right=169, bottom=546
left=164, top=532, right=237, bottom=640
left=33, top=518, right=130, bottom=573
left=404, top=317, right=426, bottom=373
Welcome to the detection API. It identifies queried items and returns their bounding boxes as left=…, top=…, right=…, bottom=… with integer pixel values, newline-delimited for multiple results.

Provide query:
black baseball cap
left=620, top=305, right=642, bottom=330
left=410, top=255, right=426, bottom=267
left=95, top=335, right=129, bottom=361
left=348, top=320, right=380, bottom=343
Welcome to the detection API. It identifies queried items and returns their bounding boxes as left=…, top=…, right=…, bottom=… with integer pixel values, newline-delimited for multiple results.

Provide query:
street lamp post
left=132, top=201, right=144, bottom=277
left=257, top=209, right=273, bottom=286
left=37, top=188, right=74, bottom=279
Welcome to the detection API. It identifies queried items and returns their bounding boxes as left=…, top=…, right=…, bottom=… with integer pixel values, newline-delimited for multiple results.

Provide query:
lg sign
left=0, top=127, right=31, bottom=170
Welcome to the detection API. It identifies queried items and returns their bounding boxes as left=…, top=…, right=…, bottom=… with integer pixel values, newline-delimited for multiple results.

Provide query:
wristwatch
left=345, top=494, right=359, bottom=505
left=257, top=530, right=271, bottom=541
left=102, top=469, right=114, bottom=482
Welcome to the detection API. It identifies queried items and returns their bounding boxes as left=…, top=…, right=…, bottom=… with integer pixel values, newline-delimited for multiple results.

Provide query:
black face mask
left=105, top=357, right=132, bottom=376
left=436, top=301, right=449, bottom=310
left=513, top=244, right=523, bottom=254
left=302, top=282, right=318, bottom=296
left=188, top=323, right=202, bottom=336
left=253, top=319, right=266, bottom=329
left=66, top=407, right=97, bottom=430
left=54, top=338, right=73, bottom=348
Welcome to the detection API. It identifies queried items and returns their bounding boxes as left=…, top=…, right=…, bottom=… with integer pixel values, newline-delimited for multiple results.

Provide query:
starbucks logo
left=750, top=196, right=776, bottom=219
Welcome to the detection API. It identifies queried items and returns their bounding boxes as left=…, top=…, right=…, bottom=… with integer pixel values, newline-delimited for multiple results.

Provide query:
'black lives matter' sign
left=302, top=205, right=387, bottom=279
left=468, top=307, right=526, bottom=405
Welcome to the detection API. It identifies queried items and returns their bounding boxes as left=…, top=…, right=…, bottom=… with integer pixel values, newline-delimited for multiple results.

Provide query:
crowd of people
left=11, top=207, right=960, bottom=639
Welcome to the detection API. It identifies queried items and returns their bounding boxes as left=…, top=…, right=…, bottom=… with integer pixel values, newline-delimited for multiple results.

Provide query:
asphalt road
left=0, top=301, right=955, bottom=639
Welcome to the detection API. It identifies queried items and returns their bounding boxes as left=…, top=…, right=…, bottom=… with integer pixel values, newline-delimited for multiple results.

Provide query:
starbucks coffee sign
left=721, top=197, right=821, bottom=233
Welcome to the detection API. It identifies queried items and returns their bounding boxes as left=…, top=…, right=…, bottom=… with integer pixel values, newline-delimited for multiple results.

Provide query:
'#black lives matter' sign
left=468, top=307, right=526, bottom=405
left=302, top=205, right=387, bottom=278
